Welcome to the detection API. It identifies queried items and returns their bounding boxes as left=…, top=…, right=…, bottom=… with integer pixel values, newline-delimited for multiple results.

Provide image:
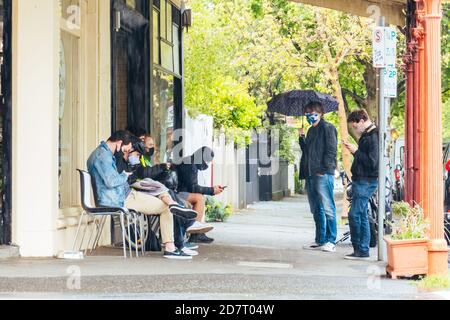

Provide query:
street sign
left=383, top=67, right=398, bottom=98
left=373, top=27, right=385, bottom=68
left=384, top=27, right=397, bottom=68
left=372, top=27, right=398, bottom=68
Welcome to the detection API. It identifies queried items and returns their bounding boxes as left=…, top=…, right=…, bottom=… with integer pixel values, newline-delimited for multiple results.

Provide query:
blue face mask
left=306, top=113, right=320, bottom=125
left=129, top=155, right=141, bottom=166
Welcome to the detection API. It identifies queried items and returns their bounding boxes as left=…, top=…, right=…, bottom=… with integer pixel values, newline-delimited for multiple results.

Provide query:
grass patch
left=413, top=272, right=450, bottom=290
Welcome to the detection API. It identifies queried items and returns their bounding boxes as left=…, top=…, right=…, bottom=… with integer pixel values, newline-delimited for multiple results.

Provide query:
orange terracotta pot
left=384, top=236, right=429, bottom=279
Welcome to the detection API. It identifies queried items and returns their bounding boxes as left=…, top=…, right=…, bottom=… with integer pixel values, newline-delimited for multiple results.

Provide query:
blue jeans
left=348, top=180, right=378, bottom=255
left=174, top=216, right=195, bottom=249
left=306, top=174, right=337, bottom=245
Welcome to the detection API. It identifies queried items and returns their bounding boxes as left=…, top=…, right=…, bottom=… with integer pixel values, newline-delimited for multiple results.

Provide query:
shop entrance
left=0, top=0, right=12, bottom=245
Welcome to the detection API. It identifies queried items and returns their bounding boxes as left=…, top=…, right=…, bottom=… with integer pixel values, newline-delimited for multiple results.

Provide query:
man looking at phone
left=176, top=146, right=224, bottom=243
left=299, top=102, right=338, bottom=253
left=343, top=109, right=379, bottom=260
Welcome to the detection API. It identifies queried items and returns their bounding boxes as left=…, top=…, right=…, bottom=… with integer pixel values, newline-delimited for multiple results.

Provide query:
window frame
left=152, top=0, right=182, bottom=78
left=58, top=0, right=88, bottom=215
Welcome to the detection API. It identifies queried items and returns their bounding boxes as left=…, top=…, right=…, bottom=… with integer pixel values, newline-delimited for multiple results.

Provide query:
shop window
left=152, top=69, right=174, bottom=164
left=152, top=0, right=181, bottom=76
left=152, top=8, right=160, bottom=65
left=173, top=24, right=180, bottom=75
left=59, top=0, right=85, bottom=210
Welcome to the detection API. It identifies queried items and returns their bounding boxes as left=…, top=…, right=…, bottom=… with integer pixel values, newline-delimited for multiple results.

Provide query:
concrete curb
left=0, top=246, right=20, bottom=259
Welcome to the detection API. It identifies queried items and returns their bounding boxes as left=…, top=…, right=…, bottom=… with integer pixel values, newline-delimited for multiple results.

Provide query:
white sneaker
left=303, top=242, right=324, bottom=250
left=321, top=242, right=336, bottom=253
left=181, top=247, right=199, bottom=256
left=186, top=221, right=214, bottom=234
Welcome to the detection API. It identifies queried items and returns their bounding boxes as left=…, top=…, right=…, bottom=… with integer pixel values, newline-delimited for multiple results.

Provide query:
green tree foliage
left=184, top=0, right=266, bottom=146
left=185, top=0, right=449, bottom=147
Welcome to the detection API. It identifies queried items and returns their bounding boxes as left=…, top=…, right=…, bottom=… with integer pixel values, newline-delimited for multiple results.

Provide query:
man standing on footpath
left=343, top=109, right=379, bottom=260
left=300, top=102, right=338, bottom=253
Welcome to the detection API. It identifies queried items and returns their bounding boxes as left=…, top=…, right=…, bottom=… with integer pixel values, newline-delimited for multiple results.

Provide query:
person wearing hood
left=176, top=146, right=224, bottom=243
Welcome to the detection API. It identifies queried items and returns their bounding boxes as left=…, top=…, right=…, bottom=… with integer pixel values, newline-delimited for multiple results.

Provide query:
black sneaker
left=189, top=233, right=215, bottom=244
left=344, top=252, right=370, bottom=261
left=163, top=249, right=193, bottom=260
left=169, top=204, right=197, bottom=220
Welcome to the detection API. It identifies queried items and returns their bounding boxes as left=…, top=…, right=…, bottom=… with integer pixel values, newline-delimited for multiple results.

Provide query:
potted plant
left=205, top=196, right=233, bottom=223
left=384, top=201, right=430, bottom=279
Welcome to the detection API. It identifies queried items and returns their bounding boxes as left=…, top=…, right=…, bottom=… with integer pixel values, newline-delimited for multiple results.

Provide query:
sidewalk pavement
left=0, top=194, right=448, bottom=300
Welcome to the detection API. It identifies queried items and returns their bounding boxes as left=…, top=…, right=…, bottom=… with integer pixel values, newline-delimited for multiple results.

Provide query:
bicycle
left=336, top=172, right=392, bottom=247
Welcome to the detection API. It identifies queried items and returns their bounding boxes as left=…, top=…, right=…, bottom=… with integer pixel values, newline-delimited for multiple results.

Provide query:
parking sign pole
left=377, top=16, right=387, bottom=262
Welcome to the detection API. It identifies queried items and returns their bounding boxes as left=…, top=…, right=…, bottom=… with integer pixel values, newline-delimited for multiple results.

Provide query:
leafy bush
left=294, top=170, right=300, bottom=194
left=205, top=196, right=233, bottom=223
left=390, top=202, right=430, bottom=240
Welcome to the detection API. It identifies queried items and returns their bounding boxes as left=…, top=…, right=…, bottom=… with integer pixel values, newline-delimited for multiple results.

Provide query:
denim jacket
left=87, top=141, right=130, bottom=207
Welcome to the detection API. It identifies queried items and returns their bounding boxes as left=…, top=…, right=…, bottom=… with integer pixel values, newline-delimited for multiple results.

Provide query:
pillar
left=414, top=0, right=427, bottom=210
left=422, top=0, right=448, bottom=276
left=402, top=46, right=414, bottom=205
left=12, top=0, right=60, bottom=256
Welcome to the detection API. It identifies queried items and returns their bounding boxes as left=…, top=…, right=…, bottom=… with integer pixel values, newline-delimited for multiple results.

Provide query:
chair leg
left=78, top=213, right=91, bottom=251
left=90, top=216, right=107, bottom=254
left=72, top=211, right=86, bottom=251
left=84, top=216, right=99, bottom=256
left=133, top=212, right=139, bottom=258
left=119, top=213, right=127, bottom=259
left=126, top=214, right=133, bottom=258
left=140, top=214, right=145, bottom=256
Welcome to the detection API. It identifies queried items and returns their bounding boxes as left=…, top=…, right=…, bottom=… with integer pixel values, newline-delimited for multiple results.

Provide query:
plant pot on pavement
left=384, top=236, right=428, bottom=279
left=385, top=201, right=430, bottom=279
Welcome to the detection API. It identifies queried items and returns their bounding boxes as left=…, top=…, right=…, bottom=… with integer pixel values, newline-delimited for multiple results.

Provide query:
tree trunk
left=330, top=68, right=352, bottom=219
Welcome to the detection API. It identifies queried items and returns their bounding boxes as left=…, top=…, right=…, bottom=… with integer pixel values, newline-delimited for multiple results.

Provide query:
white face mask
left=129, top=155, right=140, bottom=166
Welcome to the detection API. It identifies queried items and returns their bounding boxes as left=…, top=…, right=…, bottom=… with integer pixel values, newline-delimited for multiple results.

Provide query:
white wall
left=212, top=132, right=247, bottom=210
left=183, top=112, right=244, bottom=209
left=183, top=111, right=214, bottom=188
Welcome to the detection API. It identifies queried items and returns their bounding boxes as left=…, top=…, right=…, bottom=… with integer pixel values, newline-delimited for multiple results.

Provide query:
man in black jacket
left=343, top=109, right=379, bottom=260
left=176, top=146, right=224, bottom=243
left=300, top=102, right=338, bottom=253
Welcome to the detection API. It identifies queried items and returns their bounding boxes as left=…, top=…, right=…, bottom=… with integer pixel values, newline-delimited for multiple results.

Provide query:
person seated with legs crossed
left=87, top=130, right=192, bottom=259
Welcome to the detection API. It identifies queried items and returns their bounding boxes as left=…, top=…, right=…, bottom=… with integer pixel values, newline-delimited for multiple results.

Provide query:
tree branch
left=341, top=88, right=368, bottom=108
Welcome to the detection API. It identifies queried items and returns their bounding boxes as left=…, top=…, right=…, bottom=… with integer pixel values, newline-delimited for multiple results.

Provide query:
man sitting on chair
left=86, top=130, right=192, bottom=260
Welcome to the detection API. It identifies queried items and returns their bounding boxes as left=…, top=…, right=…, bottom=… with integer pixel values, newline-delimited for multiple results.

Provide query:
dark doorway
left=111, top=0, right=150, bottom=244
left=111, top=0, right=150, bottom=133
left=0, top=0, right=12, bottom=245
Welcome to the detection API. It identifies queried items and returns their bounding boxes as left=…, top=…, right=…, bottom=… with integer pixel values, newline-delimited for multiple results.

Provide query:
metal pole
left=377, top=16, right=387, bottom=262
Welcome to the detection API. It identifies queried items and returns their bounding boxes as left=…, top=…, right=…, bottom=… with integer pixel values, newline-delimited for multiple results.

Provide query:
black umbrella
left=267, top=90, right=339, bottom=117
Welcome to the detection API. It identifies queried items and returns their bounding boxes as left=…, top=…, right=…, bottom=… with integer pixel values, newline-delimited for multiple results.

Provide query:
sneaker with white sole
left=321, top=242, right=336, bottom=253
left=163, top=249, right=193, bottom=260
left=181, top=247, right=199, bottom=256
left=303, top=242, right=324, bottom=250
left=184, top=242, right=199, bottom=250
left=186, top=221, right=214, bottom=234
left=169, top=204, right=197, bottom=220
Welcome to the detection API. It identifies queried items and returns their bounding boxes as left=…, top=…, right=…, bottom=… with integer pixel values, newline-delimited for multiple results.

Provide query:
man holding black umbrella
left=299, top=102, right=338, bottom=253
